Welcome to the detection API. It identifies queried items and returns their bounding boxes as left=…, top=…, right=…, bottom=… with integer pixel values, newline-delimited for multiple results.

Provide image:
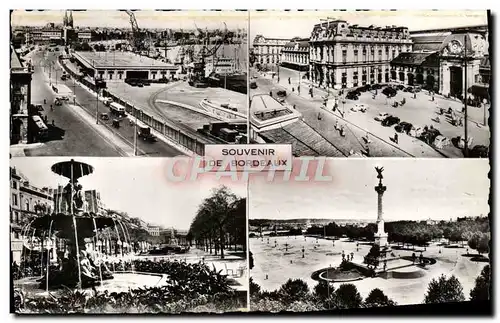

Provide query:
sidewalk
left=10, top=143, right=44, bottom=157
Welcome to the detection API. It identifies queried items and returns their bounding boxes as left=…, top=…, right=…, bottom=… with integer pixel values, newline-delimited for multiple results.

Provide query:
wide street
left=22, top=47, right=185, bottom=157
left=251, top=66, right=490, bottom=158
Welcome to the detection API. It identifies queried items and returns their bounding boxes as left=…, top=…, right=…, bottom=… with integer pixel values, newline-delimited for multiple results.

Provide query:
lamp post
left=463, top=35, right=469, bottom=157
left=95, top=78, right=99, bottom=125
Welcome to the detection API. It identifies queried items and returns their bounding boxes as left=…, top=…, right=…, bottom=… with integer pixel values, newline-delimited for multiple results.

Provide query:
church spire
left=63, top=10, right=68, bottom=26
left=68, top=11, right=74, bottom=27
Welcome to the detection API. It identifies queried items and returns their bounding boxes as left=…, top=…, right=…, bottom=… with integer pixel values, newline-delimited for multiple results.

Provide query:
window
left=354, top=49, right=358, bottom=62
left=12, top=181, right=17, bottom=189
left=25, top=200, right=30, bottom=212
left=341, top=72, right=347, bottom=88
left=370, top=48, right=375, bottom=61
left=353, top=71, right=359, bottom=87
left=392, top=50, right=396, bottom=59
left=342, top=50, right=347, bottom=64
left=378, top=49, right=382, bottom=60
left=12, top=193, right=18, bottom=206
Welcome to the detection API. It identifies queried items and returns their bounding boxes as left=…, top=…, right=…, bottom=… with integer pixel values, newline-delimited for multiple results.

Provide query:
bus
left=109, top=102, right=126, bottom=117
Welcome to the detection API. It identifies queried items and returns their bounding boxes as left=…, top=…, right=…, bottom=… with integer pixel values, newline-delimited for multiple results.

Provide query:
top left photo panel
left=10, top=9, right=249, bottom=157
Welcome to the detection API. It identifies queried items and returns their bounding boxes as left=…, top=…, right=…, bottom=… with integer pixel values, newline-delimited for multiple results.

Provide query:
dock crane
left=188, top=22, right=229, bottom=87
left=123, top=10, right=151, bottom=53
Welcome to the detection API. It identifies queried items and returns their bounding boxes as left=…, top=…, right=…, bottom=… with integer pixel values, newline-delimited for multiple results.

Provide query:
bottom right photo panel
left=248, top=159, right=490, bottom=313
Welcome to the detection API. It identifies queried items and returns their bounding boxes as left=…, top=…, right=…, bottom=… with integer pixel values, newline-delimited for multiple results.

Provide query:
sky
left=10, top=157, right=246, bottom=231
left=249, top=10, right=488, bottom=41
left=11, top=10, right=249, bottom=30
left=249, top=159, right=490, bottom=222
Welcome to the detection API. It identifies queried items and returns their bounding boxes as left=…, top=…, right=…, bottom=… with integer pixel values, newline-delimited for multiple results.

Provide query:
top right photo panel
left=249, top=10, right=490, bottom=158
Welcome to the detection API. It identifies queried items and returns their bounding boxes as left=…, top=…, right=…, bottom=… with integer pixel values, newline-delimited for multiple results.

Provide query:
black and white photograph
left=248, top=10, right=490, bottom=158
left=10, top=10, right=249, bottom=158
left=248, top=159, right=490, bottom=313
left=10, top=157, right=248, bottom=314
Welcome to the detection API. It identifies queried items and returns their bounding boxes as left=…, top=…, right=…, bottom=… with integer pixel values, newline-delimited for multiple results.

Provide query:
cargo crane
left=124, top=10, right=150, bottom=53
left=188, top=22, right=229, bottom=87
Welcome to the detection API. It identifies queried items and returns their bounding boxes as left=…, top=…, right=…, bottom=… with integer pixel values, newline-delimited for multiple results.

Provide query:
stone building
left=252, top=35, right=290, bottom=70
left=280, top=38, right=310, bottom=71
left=309, top=20, right=412, bottom=89
left=10, top=46, right=33, bottom=145
left=10, top=167, right=55, bottom=263
left=391, top=25, right=490, bottom=99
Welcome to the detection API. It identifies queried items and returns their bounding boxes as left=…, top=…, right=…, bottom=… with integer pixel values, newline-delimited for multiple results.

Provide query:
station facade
left=308, top=20, right=412, bottom=89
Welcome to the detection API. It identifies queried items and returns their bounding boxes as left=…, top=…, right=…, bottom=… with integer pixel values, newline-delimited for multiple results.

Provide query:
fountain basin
left=14, top=272, right=169, bottom=297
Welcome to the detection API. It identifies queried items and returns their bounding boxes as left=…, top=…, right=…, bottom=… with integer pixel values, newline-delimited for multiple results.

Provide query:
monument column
left=374, top=167, right=389, bottom=248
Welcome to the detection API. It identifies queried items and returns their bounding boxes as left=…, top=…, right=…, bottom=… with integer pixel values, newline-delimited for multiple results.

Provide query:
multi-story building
left=391, top=25, right=490, bottom=100
left=10, top=46, right=33, bottom=145
left=252, top=35, right=290, bottom=70
left=280, top=38, right=310, bottom=71
left=309, top=20, right=412, bottom=89
left=10, top=167, right=55, bottom=263
left=147, top=226, right=160, bottom=236
left=77, top=28, right=93, bottom=43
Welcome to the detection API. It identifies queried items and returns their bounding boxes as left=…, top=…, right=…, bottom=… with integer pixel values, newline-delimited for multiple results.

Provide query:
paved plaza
left=250, top=235, right=486, bottom=306
left=251, top=66, right=490, bottom=158
left=107, top=80, right=248, bottom=126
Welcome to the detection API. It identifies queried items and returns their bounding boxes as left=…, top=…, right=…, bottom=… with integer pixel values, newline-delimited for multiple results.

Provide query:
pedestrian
left=365, top=145, right=370, bottom=157
left=288, top=77, right=291, bottom=85
left=50, top=104, right=53, bottom=111
left=269, top=91, right=272, bottom=97
left=298, top=84, right=301, bottom=94
left=340, top=125, right=345, bottom=137
left=413, top=93, right=417, bottom=99
left=51, top=120, right=55, bottom=126
left=432, top=95, right=435, bottom=102
left=394, top=132, right=399, bottom=144
left=292, top=87, right=295, bottom=92
left=334, top=120, right=339, bottom=130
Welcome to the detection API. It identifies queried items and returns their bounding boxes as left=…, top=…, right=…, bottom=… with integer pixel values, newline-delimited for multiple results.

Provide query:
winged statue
left=375, top=166, right=384, bottom=180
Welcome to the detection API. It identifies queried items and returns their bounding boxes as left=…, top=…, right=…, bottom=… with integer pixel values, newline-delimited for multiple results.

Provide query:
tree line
left=188, top=186, right=246, bottom=259
left=304, top=216, right=490, bottom=255
left=250, top=264, right=490, bottom=312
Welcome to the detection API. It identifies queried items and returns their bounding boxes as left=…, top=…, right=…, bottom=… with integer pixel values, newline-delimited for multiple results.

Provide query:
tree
left=477, top=233, right=490, bottom=255
left=278, top=279, right=310, bottom=303
left=249, top=277, right=261, bottom=296
left=365, top=288, right=396, bottom=307
left=249, top=251, right=254, bottom=270
left=333, top=284, right=363, bottom=309
left=188, top=186, right=243, bottom=259
left=313, top=280, right=334, bottom=300
left=424, top=274, right=465, bottom=304
left=470, top=265, right=490, bottom=301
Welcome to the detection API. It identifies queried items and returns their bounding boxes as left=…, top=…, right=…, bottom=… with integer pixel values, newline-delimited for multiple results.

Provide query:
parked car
left=137, top=125, right=156, bottom=142
left=375, top=112, right=389, bottom=121
left=395, top=121, right=413, bottom=134
left=346, top=91, right=359, bottom=100
left=409, top=126, right=424, bottom=138
left=358, top=84, right=371, bottom=92
left=277, top=90, right=287, bottom=97
left=469, top=145, right=489, bottom=158
left=382, top=87, right=397, bottom=97
left=396, top=85, right=405, bottom=90
left=371, top=84, right=383, bottom=90
left=404, top=86, right=414, bottom=93
left=382, top=116, right=400, bottom=127
left=351, top=104, right=368, bottom=112
left=250, top=81, right=258, bottom=89
left=433, top=135, right=450, bottom=149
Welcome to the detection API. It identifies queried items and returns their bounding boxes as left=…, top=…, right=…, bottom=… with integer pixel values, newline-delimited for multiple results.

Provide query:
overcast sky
left=249, top=159, right=490, bottom=222
left=11, top=10, right=249, bottom=30
left=10, top=157, right=246, bottom=230
left=250, top=10, right=488, bottom=41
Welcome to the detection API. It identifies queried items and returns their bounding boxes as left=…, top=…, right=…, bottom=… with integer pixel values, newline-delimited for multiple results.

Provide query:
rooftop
left=74, top=51, right=177, bottom=69
left=391, top=52, right=439, bottom=66
left=10, top=47, right=24, bottom=70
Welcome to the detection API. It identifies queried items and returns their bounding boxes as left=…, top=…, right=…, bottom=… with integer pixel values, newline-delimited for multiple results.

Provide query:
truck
left=137, top=125, right=156, bottom=142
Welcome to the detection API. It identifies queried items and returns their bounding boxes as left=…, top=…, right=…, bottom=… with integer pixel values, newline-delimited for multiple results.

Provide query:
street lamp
left=463, top=35, right=469, bottom=157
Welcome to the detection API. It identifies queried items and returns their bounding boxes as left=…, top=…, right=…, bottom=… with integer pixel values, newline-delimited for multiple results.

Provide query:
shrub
left=332, top=283, right=363, bottom=309
left=470, top=265, right=490, bottom=301
left=424, top=274, right=465, bottom=304
left=365, top=288, right=396, bottom=307
left=278, top=278, right=310, bottom=303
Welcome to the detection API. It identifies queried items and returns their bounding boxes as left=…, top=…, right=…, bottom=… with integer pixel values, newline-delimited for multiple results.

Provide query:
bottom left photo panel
left=10, top=157, right=248, bottom=314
